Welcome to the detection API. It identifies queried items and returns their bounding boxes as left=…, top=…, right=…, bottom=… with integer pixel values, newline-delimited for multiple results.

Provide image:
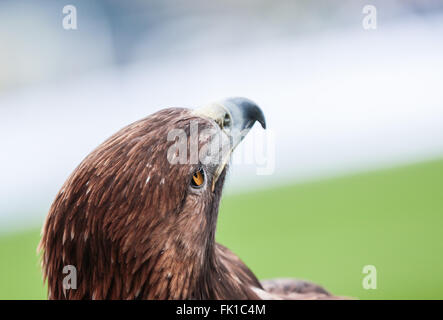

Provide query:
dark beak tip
left=260, top=119, right=267, bottom=130
left=254, top=107, right=266, bottom=130
left=223, top=96, right=267, bottom=130
left=251, top=103, right=266, bottom=130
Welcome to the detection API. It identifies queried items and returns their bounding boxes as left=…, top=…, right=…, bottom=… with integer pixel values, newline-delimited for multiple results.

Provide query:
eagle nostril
left=222, top=113, right=231, bottom=129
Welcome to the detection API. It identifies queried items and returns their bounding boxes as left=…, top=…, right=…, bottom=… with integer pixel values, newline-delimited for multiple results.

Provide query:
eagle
left=39, top=97, right=338, bottom=299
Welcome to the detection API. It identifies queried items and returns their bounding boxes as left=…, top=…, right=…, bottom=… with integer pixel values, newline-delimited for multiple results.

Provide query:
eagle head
left=39, top=97, right=266, bottom=299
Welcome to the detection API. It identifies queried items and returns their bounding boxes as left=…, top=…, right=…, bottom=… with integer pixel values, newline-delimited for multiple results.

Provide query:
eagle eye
left=191, top=168, right=205, bottom=188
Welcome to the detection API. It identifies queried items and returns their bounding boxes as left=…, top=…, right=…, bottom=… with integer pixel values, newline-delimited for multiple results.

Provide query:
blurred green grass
left=1, top=158, right=443, bottom=299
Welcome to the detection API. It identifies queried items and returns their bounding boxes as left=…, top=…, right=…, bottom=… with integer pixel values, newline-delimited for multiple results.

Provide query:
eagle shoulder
left=261, top=278, right=347, bottom=300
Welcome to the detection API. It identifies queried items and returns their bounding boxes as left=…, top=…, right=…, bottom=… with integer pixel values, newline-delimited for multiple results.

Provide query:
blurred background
left=1, top=0, right=443, bottom=299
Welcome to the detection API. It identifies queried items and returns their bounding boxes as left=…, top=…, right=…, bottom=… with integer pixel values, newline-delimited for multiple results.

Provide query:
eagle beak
left=194, top=97, right=266, bottom=191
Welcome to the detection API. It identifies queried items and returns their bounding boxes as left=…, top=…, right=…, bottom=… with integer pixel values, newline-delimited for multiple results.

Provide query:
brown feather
left=39, top=107, right=337, bottom=300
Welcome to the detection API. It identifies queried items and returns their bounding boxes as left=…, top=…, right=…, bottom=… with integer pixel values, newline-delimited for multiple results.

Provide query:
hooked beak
left=193, top=97, right=266, bottom=191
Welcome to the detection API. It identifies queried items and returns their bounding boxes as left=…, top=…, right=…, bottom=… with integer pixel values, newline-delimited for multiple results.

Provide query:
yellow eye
left=191, top=168, right=205, bottom=188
